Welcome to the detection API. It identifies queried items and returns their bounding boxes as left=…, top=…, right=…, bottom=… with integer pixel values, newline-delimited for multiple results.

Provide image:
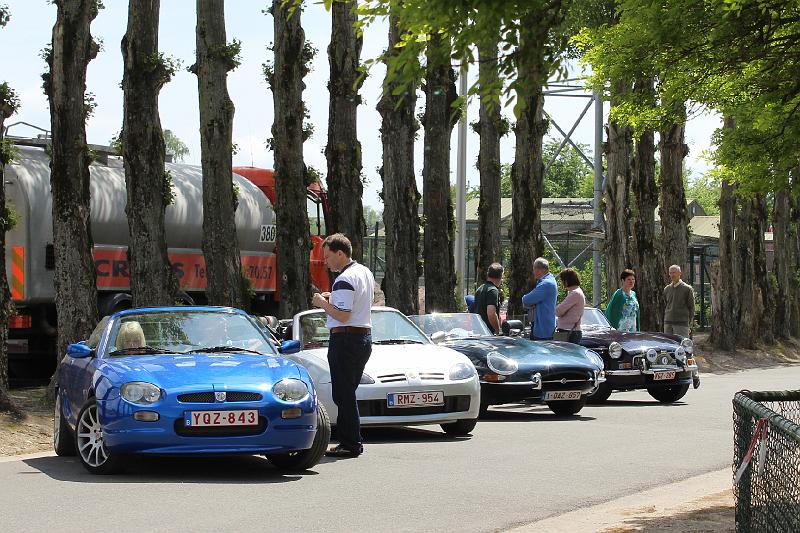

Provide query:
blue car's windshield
left=409, top=313, right=492, bottom=339
left=108, top=310, right=276, bottom=356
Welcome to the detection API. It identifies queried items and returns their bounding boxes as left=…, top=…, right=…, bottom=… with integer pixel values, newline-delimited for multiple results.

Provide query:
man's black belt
left=330, top=326, right=371, bottom=334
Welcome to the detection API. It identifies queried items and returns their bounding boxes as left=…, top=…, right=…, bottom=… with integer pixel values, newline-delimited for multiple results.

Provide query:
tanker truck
left=3, top=136, right=331, bottom=376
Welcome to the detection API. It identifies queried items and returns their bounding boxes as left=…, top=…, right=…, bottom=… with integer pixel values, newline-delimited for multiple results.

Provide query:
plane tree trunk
left=376, top=13, right=420, bottom=315
left=193, top=0, right=246, bottom=308
left=44, top=0, right=100, bottom=363
left=121, top=0, right=178, bottom=308
left=659, top=103, right=690, bottom=274
left=326, top=0, right=365, bottom=261
left=421, top=33, right=458, bottom=313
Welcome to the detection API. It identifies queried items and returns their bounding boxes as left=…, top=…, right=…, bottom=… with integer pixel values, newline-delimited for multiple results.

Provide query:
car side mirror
left=279, top=339, right=302, bottom=355
left=67, top=342, right=93, bottom=358
left=430, top=331, right=446, bottom=344
left=502, top=320, right=524, bottom=336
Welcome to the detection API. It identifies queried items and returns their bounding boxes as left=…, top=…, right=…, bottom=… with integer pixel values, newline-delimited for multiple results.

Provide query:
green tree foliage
left=163, top=129, right=189, bottom=162
left=686, top=171, right=721, bottom=216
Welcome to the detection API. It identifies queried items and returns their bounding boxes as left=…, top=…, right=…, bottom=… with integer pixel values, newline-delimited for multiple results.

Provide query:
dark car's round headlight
left=121, top=382, right=162, bottom=405
left=609, top=342, right=623, bottom=359
left=675, top=346, right=687, bottom=363
left=586, top=350, right=604, bottom=369
left=681, top=338, right=693, bottom=353
left=486, top=351, right=518, bottom=375
left=646, top=348, right=658, bottom=363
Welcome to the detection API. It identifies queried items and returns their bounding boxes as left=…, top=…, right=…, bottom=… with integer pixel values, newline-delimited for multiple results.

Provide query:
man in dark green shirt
left=474, top=263, right=503, bottom=334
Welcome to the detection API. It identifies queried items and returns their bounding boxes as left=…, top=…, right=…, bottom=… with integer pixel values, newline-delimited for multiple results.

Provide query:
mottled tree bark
left=751, top=195, right=774, bottom=345
left=603, top=80, right=633, bottom=301
left=270, top=0, right=312, bottom=317
left=377, top=14, right=420, bottom=315
left=790, top=184, right=800, bottom=338
left=122, top=0, right=178, bottom=308
left=772, top=189, right=793, bottom=339
left=508, top=10, right=556, bottom=318
left=630, top=109, right=661, bottom=331
left=659, top=103, right=690, bottom=274
left=325, top=0, right=365, bottom=261
left=194, top=0, right=246, bottom=308
left=734, top=196, right=759, bottom=349
left=45, top=0, right=100, bottom=362
left=0, top=85, right=16, bottom=405
left=710, top=159, right=738, bottom=351
left=475, top=34, right=503, bottom=290
left=421, top=33, right=458, bottom=313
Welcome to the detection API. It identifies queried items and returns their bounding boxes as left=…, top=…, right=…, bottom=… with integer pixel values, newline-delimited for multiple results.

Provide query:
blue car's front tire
left=53, top=389, right=75, bottom=456
left=76, top=398, right=124, bottom=475
left=266, top=403, right=330, bottom=471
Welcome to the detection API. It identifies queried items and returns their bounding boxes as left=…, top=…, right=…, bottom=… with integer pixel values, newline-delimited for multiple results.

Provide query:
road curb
left=0, top=451, right=55, bottom=463
left=504, top=468, right=732, bottom=532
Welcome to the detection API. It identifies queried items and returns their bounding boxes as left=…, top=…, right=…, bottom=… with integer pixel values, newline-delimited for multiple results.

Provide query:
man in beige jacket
left=663, top=265, right=695, bottom=337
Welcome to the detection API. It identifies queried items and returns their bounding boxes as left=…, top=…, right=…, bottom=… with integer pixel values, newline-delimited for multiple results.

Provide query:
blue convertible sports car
left=54, top=306, right=330, bottom=474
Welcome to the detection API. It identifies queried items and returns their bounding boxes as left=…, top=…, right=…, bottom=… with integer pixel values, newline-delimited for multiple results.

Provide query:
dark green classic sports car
left=409, top=313, right=605, bottom=416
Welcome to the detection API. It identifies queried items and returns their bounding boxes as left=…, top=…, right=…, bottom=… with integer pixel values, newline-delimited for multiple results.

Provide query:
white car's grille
left=377, top=371, right=447, bottom=383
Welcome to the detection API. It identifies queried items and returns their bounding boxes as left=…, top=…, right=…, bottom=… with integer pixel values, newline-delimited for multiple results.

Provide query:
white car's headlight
left=272, top=378, right=309, bottom=402
left=486, top=351, right=518, bottom=376
left=360, top=373, right=375, bottom=384
left=586, top=350, right=604, bottom=369
left=675, top=346, right=687, bottom=363
left=609, top=342, right=623, bottom=359
left=120, top=382, right=162, bottom=405
left=449, top=362, right=475, bottom=381
left=681, top=338, right=693, bottom=353
left=646, top=348, right=658, bottom=363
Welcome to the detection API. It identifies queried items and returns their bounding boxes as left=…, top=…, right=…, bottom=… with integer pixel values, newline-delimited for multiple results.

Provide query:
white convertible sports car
left=283, top=307, right=481, bottom=436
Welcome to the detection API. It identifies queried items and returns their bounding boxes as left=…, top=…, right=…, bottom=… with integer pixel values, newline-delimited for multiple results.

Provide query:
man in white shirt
left=311, top=233, right=375, bottom=458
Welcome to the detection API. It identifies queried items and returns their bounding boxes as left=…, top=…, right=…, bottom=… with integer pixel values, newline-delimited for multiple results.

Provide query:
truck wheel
left=266, top=403, right=330, bottom=471
left=53, top=389, right=75, bottom=456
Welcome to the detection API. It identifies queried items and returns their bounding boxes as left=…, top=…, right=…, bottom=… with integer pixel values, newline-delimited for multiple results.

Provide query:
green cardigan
left=604, top=288, right=640, bottom=331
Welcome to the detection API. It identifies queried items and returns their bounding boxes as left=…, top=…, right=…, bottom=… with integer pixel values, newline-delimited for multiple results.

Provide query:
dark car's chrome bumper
left=604, top=364, right=698, bottom=391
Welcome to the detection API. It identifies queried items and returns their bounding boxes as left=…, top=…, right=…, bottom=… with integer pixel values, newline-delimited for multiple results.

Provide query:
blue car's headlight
left=120, top=382, right=162, bottom=405
left=449, top=362, right=475, bottom=381
left=273, top=378, right=309, bottom=402
left=486, top=352, right=518, bottom=376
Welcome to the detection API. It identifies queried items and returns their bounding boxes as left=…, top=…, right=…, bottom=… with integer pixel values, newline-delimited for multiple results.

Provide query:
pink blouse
left=556, top=287, right=586, bottom=330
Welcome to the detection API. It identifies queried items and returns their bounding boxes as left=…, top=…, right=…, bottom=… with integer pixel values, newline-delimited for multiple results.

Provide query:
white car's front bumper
left=317, top=377, right=481, bottom=426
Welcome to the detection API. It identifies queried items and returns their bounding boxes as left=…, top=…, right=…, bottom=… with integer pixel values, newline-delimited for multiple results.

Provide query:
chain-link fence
left=733, top=390, right=800, bottom=532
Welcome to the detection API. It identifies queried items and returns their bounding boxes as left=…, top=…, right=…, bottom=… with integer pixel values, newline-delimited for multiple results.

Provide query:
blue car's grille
left=174, top=417, right=268, bottom=437
left=177, top=392, right=263, bottom=403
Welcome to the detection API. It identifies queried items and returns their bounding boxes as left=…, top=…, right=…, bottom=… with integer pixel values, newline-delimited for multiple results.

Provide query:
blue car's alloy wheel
left=53, top=389, right=75, bottom=456
left=76, top=399, right=123, bottom=474
left=266, top=403, right=330, bottom=471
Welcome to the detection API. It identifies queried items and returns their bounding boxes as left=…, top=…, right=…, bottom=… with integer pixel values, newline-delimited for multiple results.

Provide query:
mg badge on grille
left=561, top=378, right=567, bottom=384
left=215, top=391, right=226, bottom=402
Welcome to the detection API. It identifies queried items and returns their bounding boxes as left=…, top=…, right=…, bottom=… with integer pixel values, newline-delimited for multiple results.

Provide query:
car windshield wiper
left=186, top=345, right=264, bottom=355
left=373, top=339, right=425, bottom=345
left=109, top=345, right=172, bottom=356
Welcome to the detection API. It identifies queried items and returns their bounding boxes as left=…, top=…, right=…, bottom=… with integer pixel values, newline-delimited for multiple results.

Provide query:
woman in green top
left=605, top=269, right=640, bottom=332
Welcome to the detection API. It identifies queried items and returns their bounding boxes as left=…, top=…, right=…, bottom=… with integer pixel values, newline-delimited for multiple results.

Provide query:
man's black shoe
left=325, top=444, right=363, bottom=458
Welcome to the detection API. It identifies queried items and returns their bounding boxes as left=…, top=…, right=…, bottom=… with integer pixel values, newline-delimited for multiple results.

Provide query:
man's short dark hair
left=487, top=262, right=504, bottom=279
left=620, top=268, right=636, bottom=281
left=323, top=233, right=352, bottom=257
left=559, top=268, right=581, bottom=287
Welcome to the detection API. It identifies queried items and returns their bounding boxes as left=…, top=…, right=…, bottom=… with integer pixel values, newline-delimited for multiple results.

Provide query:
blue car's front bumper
left=98, top=395, right=317, bottom=455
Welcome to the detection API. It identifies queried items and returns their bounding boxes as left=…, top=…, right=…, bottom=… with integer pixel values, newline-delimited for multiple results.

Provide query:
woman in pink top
left=555, top=268, right=586, bottom=343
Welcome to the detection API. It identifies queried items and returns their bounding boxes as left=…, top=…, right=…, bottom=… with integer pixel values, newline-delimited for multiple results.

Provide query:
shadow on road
left=23, top=454, right=312, bottom=483
left=360, top=425, right=472, bottom=444
left=595, top=399, right=688, bottom=407
left=479, top=404, right=596, bottom=422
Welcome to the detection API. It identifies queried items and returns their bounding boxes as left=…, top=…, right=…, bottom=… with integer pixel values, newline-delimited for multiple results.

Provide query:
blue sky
left=1, top=1, right=719, bottom=209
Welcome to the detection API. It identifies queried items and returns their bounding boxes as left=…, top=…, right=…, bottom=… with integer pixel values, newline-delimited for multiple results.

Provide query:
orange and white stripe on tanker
left=10, top=246, right=24, bottom=299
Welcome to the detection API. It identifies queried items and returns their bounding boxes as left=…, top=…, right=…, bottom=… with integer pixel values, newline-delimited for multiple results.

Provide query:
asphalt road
left=2, top=365, right=797, bottom=533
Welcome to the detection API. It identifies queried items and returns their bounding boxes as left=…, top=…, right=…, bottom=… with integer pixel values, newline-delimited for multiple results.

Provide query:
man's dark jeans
left=327, top=332, right=372, bottom=451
